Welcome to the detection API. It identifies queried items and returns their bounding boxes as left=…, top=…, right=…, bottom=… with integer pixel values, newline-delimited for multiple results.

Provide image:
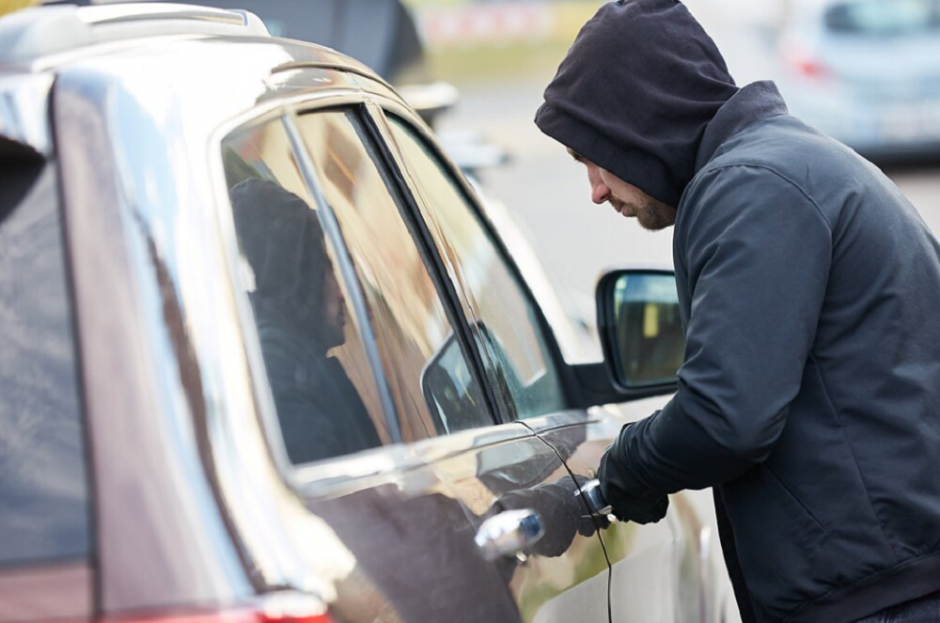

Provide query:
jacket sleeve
left=604, top=165, right=833, bottom=498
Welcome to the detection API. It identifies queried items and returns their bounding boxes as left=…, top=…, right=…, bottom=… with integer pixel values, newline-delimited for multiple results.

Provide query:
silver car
left=776, top=0, right=940, bottom=160
left=0, top=4, right=732, bottom=623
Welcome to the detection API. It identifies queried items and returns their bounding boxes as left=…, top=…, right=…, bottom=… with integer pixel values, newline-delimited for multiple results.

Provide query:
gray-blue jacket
left=601, top=82, right=940, bottom=623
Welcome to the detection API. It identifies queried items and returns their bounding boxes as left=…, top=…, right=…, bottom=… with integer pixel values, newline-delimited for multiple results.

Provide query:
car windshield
left=825, top=0, right=940, bottom=36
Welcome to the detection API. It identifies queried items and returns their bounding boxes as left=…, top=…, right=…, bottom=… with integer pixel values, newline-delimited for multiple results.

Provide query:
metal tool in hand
left=580, top=479, right=613, bottom=517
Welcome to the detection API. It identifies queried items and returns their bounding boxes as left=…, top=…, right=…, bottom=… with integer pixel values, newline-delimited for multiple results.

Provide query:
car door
left=373, top=105, right=710, bottom=623
left=218, top=99, right=608, bottom=623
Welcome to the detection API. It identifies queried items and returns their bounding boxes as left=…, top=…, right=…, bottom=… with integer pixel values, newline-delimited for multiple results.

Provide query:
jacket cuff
left=598, top=423, right=669, bottom=524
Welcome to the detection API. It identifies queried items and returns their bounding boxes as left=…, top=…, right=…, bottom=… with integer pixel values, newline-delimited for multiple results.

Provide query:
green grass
left=410, top=1, right=603, bottom=87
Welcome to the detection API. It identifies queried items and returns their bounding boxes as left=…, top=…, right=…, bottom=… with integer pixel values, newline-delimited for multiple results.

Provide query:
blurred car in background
left=0, top=4, right=734, bottom=623
left=777, top=0, right=940, bottom=161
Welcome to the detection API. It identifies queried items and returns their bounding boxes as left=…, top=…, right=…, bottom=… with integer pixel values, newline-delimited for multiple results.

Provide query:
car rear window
left=825, top=0, right=940, bottom=36
left=0, top=147, right=91, bottom=566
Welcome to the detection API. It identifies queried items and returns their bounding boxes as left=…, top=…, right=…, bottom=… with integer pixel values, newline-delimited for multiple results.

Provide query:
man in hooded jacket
left=535, top=1, right=940, bottom=622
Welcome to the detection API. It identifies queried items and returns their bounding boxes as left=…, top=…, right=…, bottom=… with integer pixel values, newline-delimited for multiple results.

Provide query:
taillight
left=781, top=42, right=829, bottom=80
left=793, top=57, right=829, bottom=79
left=258, top=594, right=336, bottom=623
left=104, top=595, right=335, bottom=623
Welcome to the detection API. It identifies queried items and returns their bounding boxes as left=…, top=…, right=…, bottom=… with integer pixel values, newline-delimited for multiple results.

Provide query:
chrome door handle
left=474, top=508, right=545, bottom=561
left=581, top=479, right=613, bottom=516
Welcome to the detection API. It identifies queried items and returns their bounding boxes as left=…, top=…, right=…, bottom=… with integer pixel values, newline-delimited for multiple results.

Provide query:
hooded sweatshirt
left=536, top=2, right=940, bottom=623
left=534, top=0, right=739, bottom=207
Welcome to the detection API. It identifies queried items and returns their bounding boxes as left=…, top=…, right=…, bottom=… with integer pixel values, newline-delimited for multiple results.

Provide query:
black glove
left=598, top=441, right=669, bottom=524
left=489, top=475, right=602, bottom=558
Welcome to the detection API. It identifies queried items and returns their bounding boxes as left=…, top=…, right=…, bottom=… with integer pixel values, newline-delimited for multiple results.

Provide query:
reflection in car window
left=614, top=275, right=684, bottom=386
left=0, top=161, right=89, bottom=565
left=385, top=116, right=565, bottom=421
left=222, top=118, right=385, bottom=464
left=294, top=110, right=492, bottom=437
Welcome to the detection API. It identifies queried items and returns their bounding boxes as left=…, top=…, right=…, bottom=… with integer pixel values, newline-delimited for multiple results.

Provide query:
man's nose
left=591, top=181, right=610, bottom=205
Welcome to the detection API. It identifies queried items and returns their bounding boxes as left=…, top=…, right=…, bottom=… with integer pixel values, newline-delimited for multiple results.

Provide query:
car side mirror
left=596, top=269, right=684, bottom=391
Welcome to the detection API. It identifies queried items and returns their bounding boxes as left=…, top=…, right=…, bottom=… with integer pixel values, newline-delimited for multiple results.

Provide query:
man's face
left=318, top=264, right=348, bottom=351
left=568, top=149, right=677, bottom=231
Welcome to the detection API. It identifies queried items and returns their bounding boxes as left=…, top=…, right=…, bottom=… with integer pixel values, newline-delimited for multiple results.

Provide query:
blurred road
left=441, top=79, right=940, bottom=325
left=431, top=0, right=939, bottom=328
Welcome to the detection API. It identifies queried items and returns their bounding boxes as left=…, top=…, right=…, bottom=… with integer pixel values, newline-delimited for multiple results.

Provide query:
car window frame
left=350, top=101, right=506, bottom=431
left=210, top=89, right=514, bottom=481
left=208, top=94, right=387, bottom=480
left=288, top=103, right=502, bottom=438
left=364, top=98, right=578, bottom=423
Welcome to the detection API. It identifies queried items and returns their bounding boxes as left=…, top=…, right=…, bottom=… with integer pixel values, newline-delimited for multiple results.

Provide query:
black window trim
left=353, top=102, right=504, bottom=431
left=366, top=100, right=584, bottom=418
left=280, top=106, right=405, bottom=445
left=290, top=101, right=504, bottom=434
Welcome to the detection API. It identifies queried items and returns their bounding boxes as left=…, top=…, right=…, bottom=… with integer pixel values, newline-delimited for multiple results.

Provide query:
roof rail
left=0, top=3, right=270, bottom=65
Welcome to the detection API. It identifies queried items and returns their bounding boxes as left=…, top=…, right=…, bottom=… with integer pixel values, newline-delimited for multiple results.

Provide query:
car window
left=222, top=117, right=387, bottom=465
left=293, top=109, right=493, bottom=437
left=384, top=115, right=566, bottom=421
left=0, top=156, right=90, bottom=566
left=825, top=0, right=940, bottom=35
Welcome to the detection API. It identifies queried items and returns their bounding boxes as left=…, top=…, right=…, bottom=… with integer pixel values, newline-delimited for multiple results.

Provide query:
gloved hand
left=571, top=473, right=610, bottom=536
left=489, top=475, right=603, bottom=558
left=598, top=442, right=669, bottom=524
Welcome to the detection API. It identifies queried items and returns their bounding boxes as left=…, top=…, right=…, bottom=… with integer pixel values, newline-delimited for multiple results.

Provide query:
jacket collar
left=694, top=81, right=789, bottom=171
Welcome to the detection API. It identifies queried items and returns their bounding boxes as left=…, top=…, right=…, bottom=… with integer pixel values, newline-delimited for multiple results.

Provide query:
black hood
left=534, top=0, right=738, bottom=207
left=230, top=178, right=330, bottom=304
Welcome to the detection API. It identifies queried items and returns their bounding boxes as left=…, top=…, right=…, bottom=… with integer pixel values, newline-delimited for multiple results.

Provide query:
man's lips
left=611, top=200, right=632, bottom=217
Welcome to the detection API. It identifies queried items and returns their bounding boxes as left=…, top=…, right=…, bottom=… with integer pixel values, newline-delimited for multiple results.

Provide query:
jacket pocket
left=721, top=465, right=831, bottom=617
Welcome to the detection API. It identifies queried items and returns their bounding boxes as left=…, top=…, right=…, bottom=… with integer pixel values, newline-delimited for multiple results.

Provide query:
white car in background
left=776, top=0, right=940, bottom=161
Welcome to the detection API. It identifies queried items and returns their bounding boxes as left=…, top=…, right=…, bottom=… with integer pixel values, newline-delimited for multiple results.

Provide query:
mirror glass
left=611, top=273, right=684, bottom=387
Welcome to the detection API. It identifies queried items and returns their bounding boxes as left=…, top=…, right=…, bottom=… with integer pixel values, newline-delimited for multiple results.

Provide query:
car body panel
left=54, top=59, right=262, bottom=613
left=417, top=424, right=609, bottom=623
left=0, top=563, right=92, bottom=623
left=292, top=452, right=519, bottom=623
left=522, top=409, right=692, bottom=623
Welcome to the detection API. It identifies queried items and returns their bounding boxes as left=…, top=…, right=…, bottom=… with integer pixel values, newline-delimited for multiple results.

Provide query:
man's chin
left=637, top=210, right=676, bottom=231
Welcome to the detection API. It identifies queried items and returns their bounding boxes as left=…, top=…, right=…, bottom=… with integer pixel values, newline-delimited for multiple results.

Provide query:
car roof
left=0, top=3, right=267, bottom=64
left=0, top=2, right=405, bottom=156
left=0, top=2, right=386, bottom=84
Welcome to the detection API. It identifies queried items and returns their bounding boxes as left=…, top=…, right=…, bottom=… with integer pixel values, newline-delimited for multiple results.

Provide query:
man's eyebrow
left=567, top=148, right=584, bottom=163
